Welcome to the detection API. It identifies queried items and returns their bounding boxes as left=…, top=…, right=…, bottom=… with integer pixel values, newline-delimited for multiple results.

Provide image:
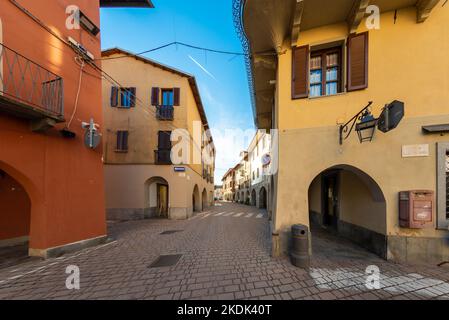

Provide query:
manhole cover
left=149, top=254, right=183, bottom=268
left=160, top=230, right=183, bottom=235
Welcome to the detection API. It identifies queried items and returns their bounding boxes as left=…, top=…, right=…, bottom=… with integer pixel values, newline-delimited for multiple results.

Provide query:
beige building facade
left=240, top=0, right=449, bottom=264
left=248, top=130, right=272, bottom=212
left=102, top=48, right=215, bottom=220
left=221, top=168, right=236, bottom=201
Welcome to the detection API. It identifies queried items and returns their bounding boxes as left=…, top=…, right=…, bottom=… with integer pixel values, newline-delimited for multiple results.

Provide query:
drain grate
left=149, top=254, right=183, bottom=268
left=160, top=230, right=182, bottom=235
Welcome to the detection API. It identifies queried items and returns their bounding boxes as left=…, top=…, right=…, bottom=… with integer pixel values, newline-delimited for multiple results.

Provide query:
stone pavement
left=0, top=202, right=448, bottom=300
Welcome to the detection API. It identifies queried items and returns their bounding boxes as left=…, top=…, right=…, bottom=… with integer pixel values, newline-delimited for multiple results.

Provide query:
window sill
left=115, top=150, right=128, bottom=153
left=308, top=92, right=347, bottom=100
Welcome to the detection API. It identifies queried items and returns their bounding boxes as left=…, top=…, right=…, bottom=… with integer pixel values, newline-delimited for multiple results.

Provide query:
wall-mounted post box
left=399, top=190, right=434, bottom=229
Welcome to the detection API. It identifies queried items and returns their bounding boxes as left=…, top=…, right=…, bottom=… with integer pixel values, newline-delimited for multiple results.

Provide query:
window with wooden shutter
left=292, top=45, right=309, bottom=99
left=151, top=87, right=160, bottom=106
left=347, top=32, right=369, bottom=91
left=119, top=88, right=135, bottom=108
left=116, top=131, right=128, bottom=152
left=111, top=86, right=119, bottom=107
left=161, top=89, right=174, bottom=106
left=173, top=88, right=180, bottom=106
left=158, top=131, right=172, bottom=150
left=309, top=46, right=342, bottom=97
left=129, top=87, right=136, bottom=107
left=156, top=131, right=172, bottom=164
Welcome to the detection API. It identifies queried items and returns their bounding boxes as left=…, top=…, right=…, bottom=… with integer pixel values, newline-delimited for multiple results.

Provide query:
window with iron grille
left=446, top=151, right=449, bottom=220
left=437, top=143, right=449, bottom=229
left=116, top=131, right=128, bottom=152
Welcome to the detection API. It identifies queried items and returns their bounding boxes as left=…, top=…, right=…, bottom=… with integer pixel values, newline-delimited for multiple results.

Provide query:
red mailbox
left=399, top=190, right=434, bottom=229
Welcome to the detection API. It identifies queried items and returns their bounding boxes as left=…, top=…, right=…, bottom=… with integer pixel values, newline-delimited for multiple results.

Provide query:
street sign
left=378, top=100, right=404, bottom=133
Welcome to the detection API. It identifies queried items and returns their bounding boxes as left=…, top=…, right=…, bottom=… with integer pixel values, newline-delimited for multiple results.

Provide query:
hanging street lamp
left=339, top=100, right=405, bottom=145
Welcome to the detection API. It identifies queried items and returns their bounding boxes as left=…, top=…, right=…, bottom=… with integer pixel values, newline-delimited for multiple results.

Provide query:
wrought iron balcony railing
left=0, top=43, right=64, bottom=121
left=156, top=105, right=174, bottom=121
left=154, top=149, right=172, bottom=165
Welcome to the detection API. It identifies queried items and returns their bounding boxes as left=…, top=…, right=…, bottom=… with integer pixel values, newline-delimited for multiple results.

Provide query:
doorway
left=144, top=177, right=169, bottom=219
left=157, top=183, right=169, bottom=218
left=322, top=171, right=339, bottom=228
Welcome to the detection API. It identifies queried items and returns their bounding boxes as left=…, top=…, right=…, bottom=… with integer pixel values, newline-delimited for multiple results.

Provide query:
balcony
left=0, top=43, right=64, bottom=127
left=154, top=149, right=172, bottom=165
left=156, top=105, right=174, bottom=121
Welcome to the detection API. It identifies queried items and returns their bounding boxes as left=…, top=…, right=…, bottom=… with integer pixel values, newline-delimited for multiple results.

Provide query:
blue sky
left=100, top=0, right=255, bottom=182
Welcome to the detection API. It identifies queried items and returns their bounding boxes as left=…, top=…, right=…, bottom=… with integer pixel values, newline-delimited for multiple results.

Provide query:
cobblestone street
left=0, top=202, right=448, bottom=300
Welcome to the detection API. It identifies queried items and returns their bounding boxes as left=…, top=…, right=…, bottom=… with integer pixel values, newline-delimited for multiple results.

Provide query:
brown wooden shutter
left=151, top=87, right=160, bottom=106
left=129, top=87, right=136, bottom=107
left=116, top=131, right=128, bottom=151
left=158, top=131, right=172, bottom=149
left=173, top=88, right=180, bottom=106
left=347, top=32, right=369, bottom=91
left=292, top=45, right=309, bottom=99
left=111, top=86, right=119, bottom=107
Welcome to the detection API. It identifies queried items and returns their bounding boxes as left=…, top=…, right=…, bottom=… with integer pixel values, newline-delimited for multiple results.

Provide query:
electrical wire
left=85, top=58, right=216, bottom=166
left=10, top=0, right=215, bottom=165
left=67, top=56, right=85, bottom=129
left=96, top=41, right=244, bottom=61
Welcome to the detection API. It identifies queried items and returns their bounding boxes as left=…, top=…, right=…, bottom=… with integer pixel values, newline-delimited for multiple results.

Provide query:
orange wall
left=0, top=172, right=30, bottom=240
left=0, top=0, right=106, bottom=251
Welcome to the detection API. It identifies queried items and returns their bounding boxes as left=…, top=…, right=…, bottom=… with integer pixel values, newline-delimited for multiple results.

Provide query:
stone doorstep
left=28, top=235, right=108, bottom=259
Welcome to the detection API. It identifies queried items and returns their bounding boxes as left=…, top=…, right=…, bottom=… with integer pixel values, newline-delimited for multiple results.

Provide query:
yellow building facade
left=102, top=48, right=215, bottom=220
left=241, top=0, right=449, bottom=263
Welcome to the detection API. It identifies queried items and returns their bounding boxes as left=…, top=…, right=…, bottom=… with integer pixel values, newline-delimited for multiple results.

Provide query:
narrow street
left=0, top=202, right=448, bottom=300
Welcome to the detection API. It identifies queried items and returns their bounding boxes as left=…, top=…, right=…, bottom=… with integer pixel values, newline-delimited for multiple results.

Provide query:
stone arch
left=202, top=188, right=208, bottom=211
left=251, top=189, right=256, bottom=206
left=259, top=187, right=267, bottom=209
left=307, top=163, right=387, bottom=258
left=0, top=161, right=39, bottom=258
left=192, top=184, right=201, bottom=212
left=144, top=176, right=169, bottom=218
left=209, top=191, right=214, bottom=205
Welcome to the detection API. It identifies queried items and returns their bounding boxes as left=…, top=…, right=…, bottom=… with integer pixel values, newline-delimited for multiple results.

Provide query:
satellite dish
left=262, top=153, right=271, bottom=166
left=377, top=100, right=404, bottom=133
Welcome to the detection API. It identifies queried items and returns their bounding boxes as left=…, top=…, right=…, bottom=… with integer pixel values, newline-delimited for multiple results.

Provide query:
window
left=152, top=87, right=180, bottom=106
left=120, top=88, right=134, bottom=107
left=110, top=87, right=136, bottom=108
left=292, top=32, right=368, bottom=99
left=156, top=131, right=172, bottom=164
left=162, top=89, right=174, bottom=106
left=309, top=47, right=342, bottom=97
left=116, top=131, right=128, bottom=152
left=257, top=168, right=259, bottom=178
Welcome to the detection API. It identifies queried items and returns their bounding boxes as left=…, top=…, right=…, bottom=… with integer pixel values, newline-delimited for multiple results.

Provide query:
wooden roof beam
left=347, top=0, right=371, bottom=34
left=291, top=0, right=304, bottom=47
left=416, top=0, right=440, bottom=23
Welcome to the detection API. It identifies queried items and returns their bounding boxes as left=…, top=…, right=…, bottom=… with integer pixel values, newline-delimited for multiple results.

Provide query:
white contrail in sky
left=188, top=55, right=218, bottom=81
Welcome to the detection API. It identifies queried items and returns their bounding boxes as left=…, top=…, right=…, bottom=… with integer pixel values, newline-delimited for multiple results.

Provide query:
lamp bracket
left=339, top=101, right=374, bottom=145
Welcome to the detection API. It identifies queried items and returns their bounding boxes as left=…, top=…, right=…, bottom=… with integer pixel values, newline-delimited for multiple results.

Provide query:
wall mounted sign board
left=402, top=144, right=430, bottom=158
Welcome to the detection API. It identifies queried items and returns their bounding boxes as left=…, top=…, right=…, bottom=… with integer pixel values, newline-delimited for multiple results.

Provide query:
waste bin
left=290, top=224, right=310, bottom=268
